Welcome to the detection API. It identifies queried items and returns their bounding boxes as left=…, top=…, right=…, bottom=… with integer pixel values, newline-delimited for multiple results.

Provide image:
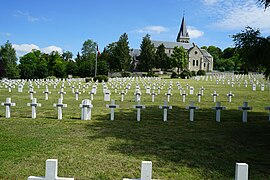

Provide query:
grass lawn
left=0, top=76, right=270, bottom=179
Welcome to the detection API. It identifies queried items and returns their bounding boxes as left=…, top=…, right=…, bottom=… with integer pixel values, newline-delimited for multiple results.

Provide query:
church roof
left=151, top=40, right=193, bottom=50
left=200, top=49, right=212, bottom=57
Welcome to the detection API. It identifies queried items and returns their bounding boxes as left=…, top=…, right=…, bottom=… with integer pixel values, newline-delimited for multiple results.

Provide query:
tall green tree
left=138, top=34, right=155, bottom=72
left=114, top=33, right=131, bottom=71
left=155, top=44, right=170, bottom=70
left=233, top=26, right=270, bottom=77
left=0, top=41, right=19, bottom=78
left=257, top=0, right=270, bottom=9
left=171, top=46, right=188, bottom=75
left=206, top=46, right=222, bottom=70
left=105, top=42, right=118, bottom=71
left=62, top=51, right=73, bottom=61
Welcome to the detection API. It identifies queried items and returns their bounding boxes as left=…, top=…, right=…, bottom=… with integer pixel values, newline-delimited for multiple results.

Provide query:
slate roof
left=151, top=40, right=193, bottom=50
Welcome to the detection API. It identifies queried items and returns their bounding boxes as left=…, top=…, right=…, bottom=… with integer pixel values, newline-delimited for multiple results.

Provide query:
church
left=132, top=16, right=213, bottom=72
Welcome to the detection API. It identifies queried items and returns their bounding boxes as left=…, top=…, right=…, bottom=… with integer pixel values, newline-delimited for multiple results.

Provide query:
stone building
left=132, top=16, right=213, bottom=72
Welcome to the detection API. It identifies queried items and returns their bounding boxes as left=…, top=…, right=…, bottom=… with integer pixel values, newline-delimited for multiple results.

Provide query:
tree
left=62, top=51, right=73, bottom=61
left=105, top=42, right=118, bottom=71
left=206, top=46, right=222, bottom=70
left=0, top=41, right=20, bottom=78
left=155, top=44, right=170, bottom=70
left=81, top=39, right=97, bottom=60
left=233, top=26, right=270, bottom=78
left=113, top=33, right=131, bottom=71
left=257, top=0, right=270, bottom=9
left=171, top=46, right=188, bottom=75
left=138, top=34, right=155, bottom=72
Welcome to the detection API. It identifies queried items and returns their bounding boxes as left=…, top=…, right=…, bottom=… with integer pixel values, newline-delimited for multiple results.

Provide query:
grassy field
left=0, top=76, right=270, bottom=179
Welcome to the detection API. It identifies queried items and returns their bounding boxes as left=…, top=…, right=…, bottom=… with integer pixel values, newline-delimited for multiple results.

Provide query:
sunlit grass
left=0, top=76, right=270, bottom=179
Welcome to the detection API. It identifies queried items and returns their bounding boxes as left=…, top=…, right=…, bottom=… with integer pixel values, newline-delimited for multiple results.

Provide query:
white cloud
left=41, top=46, right=63, bottom=54
left=12, top=44, right=40, bottom=53
left=12, top=44, right=63, bottom=56
left=207, top=0, right=270, bottom=33
left=136, top=26, right=169, bottom=34
left=13, top=10, right=51, bottom=22
left=187, top=26, right=204, bottom=39
left=202, top=0, right=218, bottom=5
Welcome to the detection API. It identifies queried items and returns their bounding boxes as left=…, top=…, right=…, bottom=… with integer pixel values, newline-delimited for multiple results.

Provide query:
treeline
left=0, top=27, right=269, bottom=79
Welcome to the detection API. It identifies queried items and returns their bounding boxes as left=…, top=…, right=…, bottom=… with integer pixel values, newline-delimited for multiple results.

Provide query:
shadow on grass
left=85, top=106, right=270, bottom=179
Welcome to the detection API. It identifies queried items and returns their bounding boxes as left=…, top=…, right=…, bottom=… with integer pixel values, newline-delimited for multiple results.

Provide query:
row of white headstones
left=27, top=159, right=249, bottom=180
left=2, top=97, right=270, bottom=122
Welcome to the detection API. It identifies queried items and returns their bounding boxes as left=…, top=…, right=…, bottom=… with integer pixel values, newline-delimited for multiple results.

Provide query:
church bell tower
left=176, top=16, right=190, bottom=43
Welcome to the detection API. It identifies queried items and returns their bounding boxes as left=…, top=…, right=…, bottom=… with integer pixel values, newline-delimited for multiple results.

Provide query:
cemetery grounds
left=0, top=74, right=270, bottom=179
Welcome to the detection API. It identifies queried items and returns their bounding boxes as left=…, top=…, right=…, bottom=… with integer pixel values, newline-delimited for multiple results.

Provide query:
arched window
left=196, top=60, right=198, bottom=66
left=193, top=60, right=195, bottom=66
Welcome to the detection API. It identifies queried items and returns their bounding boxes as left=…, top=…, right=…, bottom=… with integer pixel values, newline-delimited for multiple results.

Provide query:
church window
left=204, top=63, right=206, bottom=68
left=169, top=49, right=171, bottom=54
left=196, top=60, right=198, bottom=66
left=195, top=51, right=198, bottom=55
left=193, top=60, right=195, bottom=66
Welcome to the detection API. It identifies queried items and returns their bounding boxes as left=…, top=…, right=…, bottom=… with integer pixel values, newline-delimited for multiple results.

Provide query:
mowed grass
left=0, top=76, right=270, bottom=179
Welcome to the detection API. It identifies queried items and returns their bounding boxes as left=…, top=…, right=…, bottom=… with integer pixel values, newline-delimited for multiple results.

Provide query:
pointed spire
left=177, top=16, right=190, bottom=43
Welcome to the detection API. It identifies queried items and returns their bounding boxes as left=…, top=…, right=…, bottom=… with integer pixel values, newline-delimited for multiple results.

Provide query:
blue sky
left=0, top=0, right=269, bottom=57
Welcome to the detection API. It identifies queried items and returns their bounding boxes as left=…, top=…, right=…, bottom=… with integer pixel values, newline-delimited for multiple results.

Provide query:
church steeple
left=176, top=16, right=190, bottom=43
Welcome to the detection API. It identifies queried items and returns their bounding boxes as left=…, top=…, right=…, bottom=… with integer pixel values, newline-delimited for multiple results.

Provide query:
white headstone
left=235, top=163, right=248, bottom=180
left=123, top=161, right=152, bottom=180
left=80, top=99, right=93, bottom=120
left=133, top=102, right=145, bottom=121
left=186, top=101, right=198, bottom=122
left=212, top=102, right=226, bottom=122
left=104, top=90, right=111, bottom=101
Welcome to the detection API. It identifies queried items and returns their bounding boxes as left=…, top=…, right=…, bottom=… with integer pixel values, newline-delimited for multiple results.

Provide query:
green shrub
left=191, top=71, right=196, bottom=77
left=146, top=71, right=158, bottom=77
left=197, top=70, right=206, bottom=76
left=93, top=75, right=108, bottom=82
left=121, top=71, right=131, bottom=77
left=46, top=76, right=56, bottom=79
left=234, top=71, right=239, bottom=75
left=179, top=70, right=191, bottom=79
left=170, top=72, right=179, bottom=78
left=85, top=77, right=93, bottom=83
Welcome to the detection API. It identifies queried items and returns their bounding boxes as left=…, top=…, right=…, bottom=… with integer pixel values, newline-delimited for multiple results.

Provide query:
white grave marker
left=80, top=99, right=93, bottom=120
left=1, top=98, right=16, bottom=118
left=27, top=98, right=41, bottom=119
left=238, top=102, right=252, bottom=123
left=104, top=90, right=111, bottom=101
left=74, top=89, right=81, bottom=101
left=211, top=91, right=219, bottom=102
left=189, top=86, right=194, bottom=95
left=186, top=101, right=198, bottom=122
left=43, top=88, right=51, bottom=100
left=28, top=159, right=74, bottom=180
left=227, top=91, right=234, bottom=103
left=212, top=102, right=226, bottom=122
left=133, top=102, right=145, bottom=121
left=159, top=101, right=172, bottom=122
left=106, top=100, right=119, bottom=120
left=235, top=163, right=248, bottom=180
left=53, top=98, right=67, bottom=120
left=123, top=161, right=152, bottom=180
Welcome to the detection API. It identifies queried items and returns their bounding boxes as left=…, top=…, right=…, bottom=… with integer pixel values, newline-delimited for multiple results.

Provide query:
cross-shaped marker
left=89, top=90, right=95, bottom=101
left=27, top=98, right=41, bottom=119
left=159, top=101, right=172, bottom=122
left=227, top=91, right=234, bottom=103
left=106, top=100, right=119, bottom=120
left=53, top=98, right=67, bottom=120
left=1, top=98, right=16, bottom=118
left=151, top=90, right=157, bottom=102
left=211, top=91, right=219, bottom=102
left=186, top=101, right=199, bottom=122
left=133, top=102, right=145, bottom=121
left=43, top=88, right=51, bottom=100
left=212, top=102, right=226, bottom=122
left=182, top=91, right=188, bottom=103
left=28, top=88, right=36, bottom=100
left=165, top=92, right=172, bottom=102
left=28, top=159, right=74, bottom=180
left=238, top=102, right=252, bottom=123
left=58, top=88, right=66, bottom=100
left=119, top=90, right=126, bottom=102
left=197, top=91, right=202, bottom=103
left=235, top=163, right=249, bottom=180
left=74, top=89, right=81, bottom=100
